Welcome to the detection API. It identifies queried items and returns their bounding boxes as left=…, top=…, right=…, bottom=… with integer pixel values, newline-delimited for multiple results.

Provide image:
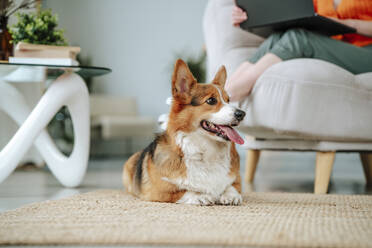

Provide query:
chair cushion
left=238, top=59, right=372, bottom=142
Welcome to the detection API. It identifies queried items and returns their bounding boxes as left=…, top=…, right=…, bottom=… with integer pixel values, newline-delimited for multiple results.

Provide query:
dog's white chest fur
left=164, top=131, right=235, bottom=197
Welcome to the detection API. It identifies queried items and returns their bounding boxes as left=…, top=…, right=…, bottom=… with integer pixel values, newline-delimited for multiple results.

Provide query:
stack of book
left=9, top=42, right=81, bottom=66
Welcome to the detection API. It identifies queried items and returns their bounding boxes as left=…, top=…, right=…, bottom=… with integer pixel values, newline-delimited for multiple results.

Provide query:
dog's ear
left=212, top=65, right=227, bottom=88
left=172, top=59, right=196, bottom=102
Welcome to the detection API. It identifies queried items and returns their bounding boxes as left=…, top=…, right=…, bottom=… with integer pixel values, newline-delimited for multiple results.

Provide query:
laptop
left=236, top=0, right=356, bottom=38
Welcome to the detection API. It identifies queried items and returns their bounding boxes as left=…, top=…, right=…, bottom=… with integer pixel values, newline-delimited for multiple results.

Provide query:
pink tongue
left=218, top=125, right=244, bottom=145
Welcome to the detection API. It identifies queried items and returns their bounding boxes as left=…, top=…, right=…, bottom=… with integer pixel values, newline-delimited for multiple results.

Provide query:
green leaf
left=8, top=9, right=68, bottom=46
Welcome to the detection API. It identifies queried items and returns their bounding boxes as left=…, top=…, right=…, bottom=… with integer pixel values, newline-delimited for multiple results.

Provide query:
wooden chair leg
left=245, top=149, right=260, bottom=183
left=314, top=151, right=335, bottom=194
left=360, top=152, right=372, bottom=187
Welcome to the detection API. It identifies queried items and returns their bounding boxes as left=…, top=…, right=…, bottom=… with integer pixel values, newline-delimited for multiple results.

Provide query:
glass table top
left=0, top=62, right=111, bottom=79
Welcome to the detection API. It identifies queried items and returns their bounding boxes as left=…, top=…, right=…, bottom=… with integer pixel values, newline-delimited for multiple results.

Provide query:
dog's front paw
left=218, top=186, right=242, bottom=205
left=177, top=191, right=216, bottom=206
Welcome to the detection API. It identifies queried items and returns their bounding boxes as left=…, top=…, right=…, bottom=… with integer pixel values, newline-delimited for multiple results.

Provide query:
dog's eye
left=206, top=97, right=217, bottom=105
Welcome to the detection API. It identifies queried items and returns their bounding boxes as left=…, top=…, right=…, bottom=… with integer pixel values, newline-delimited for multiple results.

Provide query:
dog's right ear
left=172, top=59, right=196, bottom=102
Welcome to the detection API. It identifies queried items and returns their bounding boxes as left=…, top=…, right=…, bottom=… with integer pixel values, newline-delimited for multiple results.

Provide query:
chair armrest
left=203, top=0, right=264, bottom=80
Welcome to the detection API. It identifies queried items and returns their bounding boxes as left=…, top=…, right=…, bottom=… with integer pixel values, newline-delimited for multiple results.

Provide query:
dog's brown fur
left=123, top=59, right=241, bottom=203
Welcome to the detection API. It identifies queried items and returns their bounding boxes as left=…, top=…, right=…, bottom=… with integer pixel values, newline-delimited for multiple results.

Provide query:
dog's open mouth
left=201, top=120, right=244, bottom=145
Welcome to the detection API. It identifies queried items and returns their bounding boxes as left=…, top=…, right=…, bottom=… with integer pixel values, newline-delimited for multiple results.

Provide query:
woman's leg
left=226, top=28, right=372, bottom=101
left=225, top=32, right=284, bottom=101
left=226, top=61, right=253, bottom=95
left=225, top=53, right=282, bottom=101
left=265, top=29, right=372, bottom=74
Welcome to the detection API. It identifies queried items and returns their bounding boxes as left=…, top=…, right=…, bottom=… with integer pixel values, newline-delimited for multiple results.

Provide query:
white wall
left=43, top=0, right=208, bottom=118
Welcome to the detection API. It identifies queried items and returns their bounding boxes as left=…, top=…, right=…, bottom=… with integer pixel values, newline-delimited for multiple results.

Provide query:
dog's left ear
left=212, top=66, right=227, bottom=88
left=172, top=59, right=196, bottom=102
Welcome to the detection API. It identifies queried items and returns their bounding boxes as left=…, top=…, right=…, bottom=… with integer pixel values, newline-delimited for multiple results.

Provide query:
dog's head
left=168, top=59, right=245, bottom=145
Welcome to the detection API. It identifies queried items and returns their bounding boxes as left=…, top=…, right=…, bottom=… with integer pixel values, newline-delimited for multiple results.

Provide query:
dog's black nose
left=234, top=109, right=245, bottom=121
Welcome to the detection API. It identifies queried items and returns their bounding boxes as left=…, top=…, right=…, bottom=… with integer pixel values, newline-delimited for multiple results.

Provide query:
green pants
left=249, top=28, right=372, bottom=74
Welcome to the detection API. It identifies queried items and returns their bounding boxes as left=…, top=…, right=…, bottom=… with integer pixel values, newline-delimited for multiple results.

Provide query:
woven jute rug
left=0, top=190, right=371, bottom=247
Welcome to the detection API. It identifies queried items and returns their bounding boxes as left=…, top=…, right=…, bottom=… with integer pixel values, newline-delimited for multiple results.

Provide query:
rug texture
left=0, top=190, right=371, bottom=247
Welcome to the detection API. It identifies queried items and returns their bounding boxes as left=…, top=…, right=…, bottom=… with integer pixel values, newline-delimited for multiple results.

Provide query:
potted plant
left=9, top=9, right=67, bottom=46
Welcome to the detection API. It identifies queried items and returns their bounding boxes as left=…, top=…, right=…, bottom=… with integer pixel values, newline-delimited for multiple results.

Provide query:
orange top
left=313, top=0, right=372, bottom=46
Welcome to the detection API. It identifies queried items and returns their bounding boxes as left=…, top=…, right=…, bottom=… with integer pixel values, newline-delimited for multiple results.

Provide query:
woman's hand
left=232, top=5, right=248, bottom=27
left=329, top=17, right=372, bottom=37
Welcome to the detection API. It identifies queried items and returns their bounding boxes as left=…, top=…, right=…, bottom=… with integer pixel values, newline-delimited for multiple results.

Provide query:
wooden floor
left=1, top=149, right=370, bottom=213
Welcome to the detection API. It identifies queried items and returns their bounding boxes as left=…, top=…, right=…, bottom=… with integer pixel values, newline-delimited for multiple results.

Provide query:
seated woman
left=225, top=0, right=372, bottom=102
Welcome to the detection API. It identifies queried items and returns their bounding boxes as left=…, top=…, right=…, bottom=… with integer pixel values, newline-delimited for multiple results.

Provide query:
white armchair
left=203, top=0, right=372, bottom=194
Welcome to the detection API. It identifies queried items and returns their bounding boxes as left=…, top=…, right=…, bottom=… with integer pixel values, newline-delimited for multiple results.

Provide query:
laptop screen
left=236, top=0, right=315, bottom=28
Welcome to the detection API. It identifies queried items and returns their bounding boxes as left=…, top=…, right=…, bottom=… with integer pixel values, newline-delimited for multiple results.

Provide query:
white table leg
left=0, top=71, right=90, bottom=187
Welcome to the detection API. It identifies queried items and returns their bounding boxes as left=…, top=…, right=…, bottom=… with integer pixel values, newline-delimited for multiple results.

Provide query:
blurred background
left=43, top=0, right=207, bottom=119
left=43, top=0, right=209, bottom=156
left=1, top=0, right=209, bottom=159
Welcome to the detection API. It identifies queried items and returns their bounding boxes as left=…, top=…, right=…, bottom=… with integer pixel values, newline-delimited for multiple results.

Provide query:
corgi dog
left=123, top=59, right=246, bottom=205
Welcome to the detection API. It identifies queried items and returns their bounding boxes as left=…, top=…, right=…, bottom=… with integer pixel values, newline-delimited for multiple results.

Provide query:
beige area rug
left=0, top=190, right=372, bottom=247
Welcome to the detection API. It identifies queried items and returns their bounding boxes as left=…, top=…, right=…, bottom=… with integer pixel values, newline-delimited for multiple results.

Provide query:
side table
left=0, top=63, right=111, bottom=187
